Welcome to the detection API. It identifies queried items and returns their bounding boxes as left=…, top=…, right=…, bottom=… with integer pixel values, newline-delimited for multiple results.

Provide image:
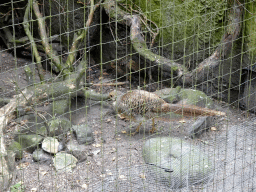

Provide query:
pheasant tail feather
left=161, top=103, right=226, bottom=116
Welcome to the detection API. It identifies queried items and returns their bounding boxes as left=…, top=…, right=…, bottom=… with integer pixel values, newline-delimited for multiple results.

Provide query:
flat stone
left=72, top=124, right=94, bottom=145
left=188, top=116, right=214, bottom=138
left=8, top=141, right=23, bottom=159
left=39, top=118, right=71, bottom=138
left=154, top=87, right=214, bottom=108
left=32, top=149, right=52, bottom=164
left=15, top=134, right=43, bottom=153
left=51, top=98, right=70, bottom=116
left=42, top=137, right=59, bottom=154
left=143, top=137, right=213, bottom=188
left=53, top=152, right=78, bottom=172
left=66, top=139, right=87, bottom=162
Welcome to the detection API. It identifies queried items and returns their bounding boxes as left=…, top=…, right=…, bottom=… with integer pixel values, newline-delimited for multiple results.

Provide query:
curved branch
left=103, top=0, right=186, bottom=77
left=23, top=0, right=45, bottom=82
left=32, top=0, right=67, bottom=75
left=183, top=4, right=242, bottom=85
left=103, top=0, right=243, bottom=85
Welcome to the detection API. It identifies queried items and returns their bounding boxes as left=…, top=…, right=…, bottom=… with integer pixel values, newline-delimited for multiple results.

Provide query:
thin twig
left=93, top=81, right=129, bottom=86
left=12, top=81, right=50, bottom=136
left=75, top=0, right=102, bottom=87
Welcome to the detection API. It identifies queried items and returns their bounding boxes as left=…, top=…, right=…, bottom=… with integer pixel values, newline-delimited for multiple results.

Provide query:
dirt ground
left=1, top=47, right=256, bottom=192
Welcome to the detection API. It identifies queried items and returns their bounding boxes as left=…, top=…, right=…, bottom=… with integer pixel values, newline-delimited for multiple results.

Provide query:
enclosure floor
left=1, top=48, right=256, bottom=191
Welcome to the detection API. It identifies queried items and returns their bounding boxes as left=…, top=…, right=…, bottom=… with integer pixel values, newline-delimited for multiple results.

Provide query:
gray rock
left=42, top=137, right=59, bottom=154
left=0, top=97, right=10, bottom=107
left=8, top=141, right=23, bottom=159
left=15, top=134, right=43, bottom=153
left=72, top=124, right=94, bottom=145
left=32, top=149, right=52, bottom=164
left=58, top=141, right=65, bottom=152
left=154, top=87, right=181, bottom=103
left=15, top=113, right=51, bottom=136
left=16, top=106, right=27, bottom=117
left=177, top=89, right=214, bottom=108
left=53, top=152, right=78, bottom=172
left=188, top=116, right=214, bottom=138
left=50, top=98, right=71, bottom=116
left=154, top=87, right=214, bottom=108
left=66, top=138, right=87, bottom=162
left=239, top=69, right=256, bottom=113
left=0, top=152, right=16, bottom=191
left=39, top=118, right=71, bottom=138
left=143, top=137, right=213, bottom=188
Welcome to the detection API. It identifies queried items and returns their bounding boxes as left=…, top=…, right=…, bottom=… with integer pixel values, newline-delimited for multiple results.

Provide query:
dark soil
left=1, top=47, right=255, bottom=191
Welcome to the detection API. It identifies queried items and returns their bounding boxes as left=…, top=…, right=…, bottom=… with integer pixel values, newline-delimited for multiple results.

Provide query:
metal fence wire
left=0, top=0, right=256, bottom=191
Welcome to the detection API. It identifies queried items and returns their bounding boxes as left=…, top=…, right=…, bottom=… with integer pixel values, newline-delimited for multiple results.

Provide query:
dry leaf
left=211, top=127, right=217, bottom=131
left=105, top=119, right=111, bottom=123
left=94, top=131, right=102, bottom=135
left=116, top=138, right=121, bottom=141
left=139, top=174, right=146, bottom=179
left=119, top=175, right=126, bottom=180
left=86, top=161, right=91, bottom=165
left=20, top=119, right=28, bottom=125
left=94, top=131, right=99, bottom=135
left=92, top=143, right=101, bottom=148
left=117, top=114, right=126, bottom=120
left=42, top=93, right=48, bottom=97
left=179, top=119, right=186, bottom=123
left=40, top=170, right=48, bottom=176
left=9, top=122, right=17, bottom=126
left=82, top=184, right=88, bottom=189
left=103, top=72, right=109, bottom=76
left=99, top=76, right=103, bottom=80
left=44, top=102, right=49, bottom=106
left=17, top=162, right=29, bottom=169
left=92, top=149, right=101, bottom=156
left=121, top=130, right=127, bottom=134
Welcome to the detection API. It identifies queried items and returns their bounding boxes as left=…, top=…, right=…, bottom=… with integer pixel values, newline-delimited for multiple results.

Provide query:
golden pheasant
left=109, top=90, right=226, bottom=135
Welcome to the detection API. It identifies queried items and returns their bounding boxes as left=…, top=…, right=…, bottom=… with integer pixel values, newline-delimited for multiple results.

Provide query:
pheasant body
left=110, top=90, right=225, bottom=135
left=113, top=90, right=166, bottom=121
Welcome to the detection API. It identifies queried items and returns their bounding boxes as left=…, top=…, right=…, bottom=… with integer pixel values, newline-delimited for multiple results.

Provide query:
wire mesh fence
left=0, top=0, right=256, bottom=191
